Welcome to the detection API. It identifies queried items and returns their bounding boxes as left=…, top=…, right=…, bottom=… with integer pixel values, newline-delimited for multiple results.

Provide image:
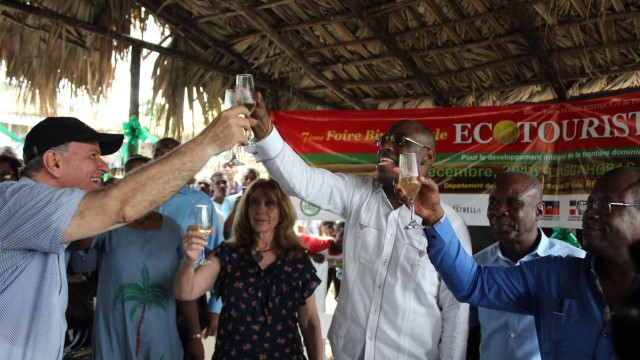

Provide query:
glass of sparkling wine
left=235, top=74, right=257, bottom=144
left=194, top=204, right=213, bottom=266
left=399, top=153, right=425, bottom=229
left=109, top=152, right=124, bottom=179
left=223, top=88, right=245, bottom=166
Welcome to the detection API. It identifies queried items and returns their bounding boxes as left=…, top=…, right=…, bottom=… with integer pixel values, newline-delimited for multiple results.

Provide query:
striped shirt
left=0, top=177, right=86, bottom=360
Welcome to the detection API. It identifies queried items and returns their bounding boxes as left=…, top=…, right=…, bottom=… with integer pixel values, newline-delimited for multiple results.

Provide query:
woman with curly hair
left=174, top=178, right=323, bottom=359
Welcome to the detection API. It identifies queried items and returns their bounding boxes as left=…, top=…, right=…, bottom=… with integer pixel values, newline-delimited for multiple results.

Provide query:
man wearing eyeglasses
left=410, top=166, right=640, bottom=359
left=248, top=94, right=472, bottom=360
left=468, top=171, right=584, bottom=360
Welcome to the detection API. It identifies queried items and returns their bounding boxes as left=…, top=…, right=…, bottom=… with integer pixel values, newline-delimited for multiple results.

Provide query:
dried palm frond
left=0, top=0, right=133, bottom=115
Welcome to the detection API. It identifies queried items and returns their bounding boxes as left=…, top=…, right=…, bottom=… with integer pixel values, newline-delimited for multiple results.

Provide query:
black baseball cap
left=23, top=117, right=124, bottom=163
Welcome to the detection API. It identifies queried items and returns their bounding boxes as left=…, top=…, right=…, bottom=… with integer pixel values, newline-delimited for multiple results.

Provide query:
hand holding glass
left=399, top=153, right=425, bottom=229
left=194, top=205, right=213, bottom=266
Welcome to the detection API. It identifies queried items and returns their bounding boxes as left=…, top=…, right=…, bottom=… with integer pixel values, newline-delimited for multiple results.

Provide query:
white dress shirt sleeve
left=248, top=127, right=369, bottom=218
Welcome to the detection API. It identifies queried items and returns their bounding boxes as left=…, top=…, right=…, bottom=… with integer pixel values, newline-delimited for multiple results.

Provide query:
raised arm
left=174, top=225, right=221, bottom=301
left=410, top=176, right=533, bottom=315
left=247, top=96, right=363, bottom=217
left=62, top=107, right=254, bottom=242
left=405, top=175, right=478, bottom=299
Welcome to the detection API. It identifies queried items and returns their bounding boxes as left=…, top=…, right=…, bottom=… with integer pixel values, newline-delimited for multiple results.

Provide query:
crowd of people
left=1, top=94, right=639, bottom=360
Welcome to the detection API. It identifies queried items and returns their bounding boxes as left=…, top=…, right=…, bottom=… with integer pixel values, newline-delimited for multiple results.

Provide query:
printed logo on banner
left=541, top=200, right=560, bottom=221
left=567, top=199, right=583, bottom=223
left=569, top=200, right=578, bottom=216
left=451, top=205, right=482, bottom=214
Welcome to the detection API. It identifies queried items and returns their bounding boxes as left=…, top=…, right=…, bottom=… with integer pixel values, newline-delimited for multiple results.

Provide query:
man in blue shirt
left=0, top=112, right=252, bottom=360
left=468, top=171, right=585, bottom=360
left=210, top=171, right=234, bottom=218
left=408, top=166, right=640, bottom=360
left=152, top=138, right=225, bottom=343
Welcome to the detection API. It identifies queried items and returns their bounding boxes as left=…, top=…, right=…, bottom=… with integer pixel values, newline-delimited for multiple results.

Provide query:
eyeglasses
left=576, top=200, right=640, bottom=215
left=374, top=133, right=431, bottom=149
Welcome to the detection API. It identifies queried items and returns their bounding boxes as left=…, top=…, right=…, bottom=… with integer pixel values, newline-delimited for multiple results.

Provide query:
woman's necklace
left=252, top=247, right=273, bottom=263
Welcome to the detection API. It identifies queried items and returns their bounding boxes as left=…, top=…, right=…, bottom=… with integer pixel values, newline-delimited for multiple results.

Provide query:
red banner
left=271, top=92, right=640, bottom=227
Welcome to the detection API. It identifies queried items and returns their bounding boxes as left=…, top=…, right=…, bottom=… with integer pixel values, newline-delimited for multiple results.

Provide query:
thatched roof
left=2, top=0, right=640, bottom=137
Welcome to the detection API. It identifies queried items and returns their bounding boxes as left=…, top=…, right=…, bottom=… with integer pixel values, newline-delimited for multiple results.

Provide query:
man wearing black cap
left=0, top=111, right=252, bottom=360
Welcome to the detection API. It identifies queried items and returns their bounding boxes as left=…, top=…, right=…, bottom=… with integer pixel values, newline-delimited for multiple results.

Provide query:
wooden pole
left=128, top=44, right=141, bottom=157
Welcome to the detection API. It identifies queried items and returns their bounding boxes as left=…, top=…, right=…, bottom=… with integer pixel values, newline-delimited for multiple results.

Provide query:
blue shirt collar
left=495, top=228, right=548, bottom=264
left=178, top=184, right=192, bottom=194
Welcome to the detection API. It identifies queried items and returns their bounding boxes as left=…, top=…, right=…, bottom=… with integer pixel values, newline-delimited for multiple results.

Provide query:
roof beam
left=341, top=0, right=449, bottom=106
left=306, top=34, right=640, bottom=92
left=292, top=11, right=509, bottom=56
left=305, top=55, right=532, bottom=91
left=555, top=38, right=640, bottom=55
left=558, top=86, right=640, bottom=102
left=556, top=9, right=640, bottom=28
left=303, top=55, right=640, bottom=102
left=218, top=0, right=366, bottom=109
left=314, top=34, right=524, bottom=72
left=359, top=80, right=550, bottom=105
left=505, top=0, right=568, bottom=101
left=335, top=36, right=640, bottom=86
left=135, top=0, right=256, bottom=76
left=234, top=5, right=510, bottom=56
left=194, top=0, right=294, bottom=22
left=358, top=65, right=640, bottom=106
left=559, top=63, right=640, bottom=81
left=138, top=0, right=343, bottom=109
left=263, top=6, right=640, bottom=60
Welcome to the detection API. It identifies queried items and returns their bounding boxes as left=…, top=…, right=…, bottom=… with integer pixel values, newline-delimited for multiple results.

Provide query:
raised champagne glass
left=109, top=152, right=124, bottom=179
left=194, top=204, right=213, bottom=266
left=235, top=74, right=257, bottom=144
left=223, top=88, right=245, bottom=166
left=399, top=153, right=425, bottom=229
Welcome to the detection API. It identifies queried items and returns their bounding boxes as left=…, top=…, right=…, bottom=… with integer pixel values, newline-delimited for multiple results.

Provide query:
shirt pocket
left=548, top=298, right=580, bottom=342
left=392, top=235, right=430, bottom=285
left=351, top=223, right=380, bottom=265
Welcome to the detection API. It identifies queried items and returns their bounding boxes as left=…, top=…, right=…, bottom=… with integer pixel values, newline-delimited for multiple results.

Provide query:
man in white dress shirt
left=247, top=95, right=472, bottom=359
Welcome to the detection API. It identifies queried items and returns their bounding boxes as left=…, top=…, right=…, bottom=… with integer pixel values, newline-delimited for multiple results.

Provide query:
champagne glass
left=194, top=204, right=213, bottom=266
left=222, top=88, right=245, bottom=166
left=109, top=152, right=124, bottom=179
left=399, top=153, right=425, bottom=229
left=235, top=74, right=257, bottom=144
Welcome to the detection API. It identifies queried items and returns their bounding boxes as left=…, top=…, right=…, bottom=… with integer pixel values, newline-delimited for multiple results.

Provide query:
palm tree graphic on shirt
left=113, top=263, right=169, bottom=358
